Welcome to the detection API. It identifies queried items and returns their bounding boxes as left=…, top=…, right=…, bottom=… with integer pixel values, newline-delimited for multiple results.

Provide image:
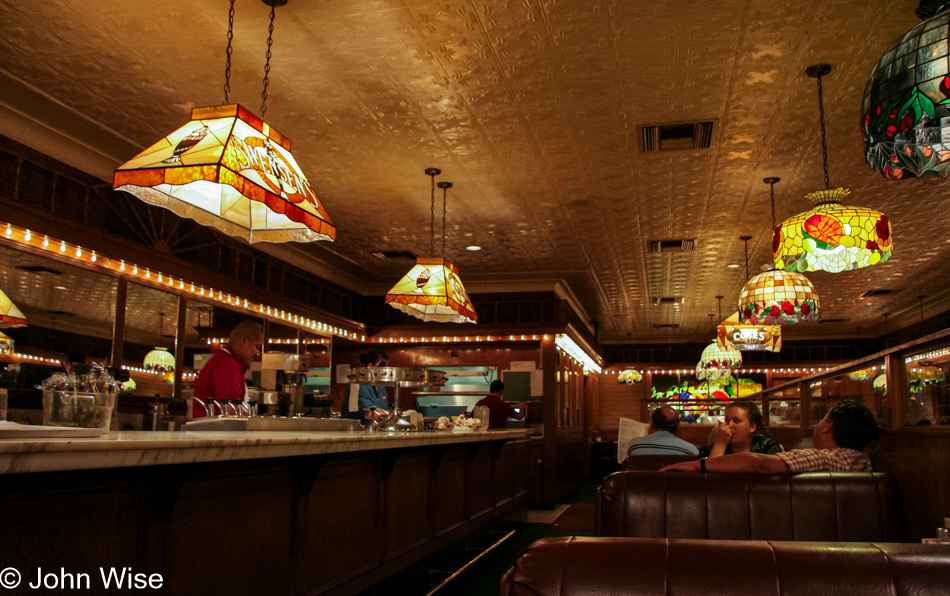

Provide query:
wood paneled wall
left=0, top=438, right=530, bottom=596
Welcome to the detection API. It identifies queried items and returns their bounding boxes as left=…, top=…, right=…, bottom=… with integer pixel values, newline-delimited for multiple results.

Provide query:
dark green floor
left=360, top=482, right=600, bottom=596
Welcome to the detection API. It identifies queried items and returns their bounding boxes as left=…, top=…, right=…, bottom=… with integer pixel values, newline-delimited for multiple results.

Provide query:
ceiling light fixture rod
left=223, top=0, right=236, bottom=104
left=438, top=181, right=453, bottom=258
left=806, top=64, right=833, bottom=190
left=425, top=168, right=441, bottom=254
left=740, top=235, right=752, bottom=280
left=763, top=177, right=780, bottom=230
left=716, top=295, right=724, bottom=322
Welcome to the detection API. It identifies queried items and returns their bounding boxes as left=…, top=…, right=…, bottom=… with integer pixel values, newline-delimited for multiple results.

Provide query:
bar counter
left=0, top=428, right=532, bottom=474
left=0, top=427, right=531, bottom=596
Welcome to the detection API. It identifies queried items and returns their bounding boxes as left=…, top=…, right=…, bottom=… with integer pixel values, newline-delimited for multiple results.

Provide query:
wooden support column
left=540, top=335, right=558, bottom=505
left=111, top=277, right=128, bottom=368
left=885, top=352, right=906, bottom=429
left=173, top=294, right=187, bottom=400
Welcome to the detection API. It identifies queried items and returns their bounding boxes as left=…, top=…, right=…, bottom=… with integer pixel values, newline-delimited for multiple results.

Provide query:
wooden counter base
left=0, top=430, right=531, bottom=596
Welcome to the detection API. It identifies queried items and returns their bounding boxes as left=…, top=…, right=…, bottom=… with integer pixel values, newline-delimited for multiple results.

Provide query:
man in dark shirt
left=475, top=380, right=526, bottom=430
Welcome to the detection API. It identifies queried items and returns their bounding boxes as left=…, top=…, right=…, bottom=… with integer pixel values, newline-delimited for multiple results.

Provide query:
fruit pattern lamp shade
left=739, top=269, right=820, bottom=325
left=695, top=341, right=743, bottom=381
left=774, top=188, right=892, bottom=273
left=862, top=9, right=950, bottom=179
left=114, top=105, right=336, bottom=243
left=385, top=258, right=477, bottom=324
left=618, top=369, right=642, bottom=384
left=0, top=289, right=27, bottom=328
left=144, top=347, right=176, bottom=374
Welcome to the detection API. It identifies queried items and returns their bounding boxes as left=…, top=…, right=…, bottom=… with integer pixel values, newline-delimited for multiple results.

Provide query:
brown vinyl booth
left=596, top=471, right=905, bottom=541
left=500, top=537, right=950, bottom=596
left=621, top=454, right=698, bottom=471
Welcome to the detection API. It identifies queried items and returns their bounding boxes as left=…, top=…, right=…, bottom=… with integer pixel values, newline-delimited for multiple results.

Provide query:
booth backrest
left=500, top=536, right=950, bottom=596
left=622, top=454, right=697, bottom=471
left=597, top=471, right=904, bottom=542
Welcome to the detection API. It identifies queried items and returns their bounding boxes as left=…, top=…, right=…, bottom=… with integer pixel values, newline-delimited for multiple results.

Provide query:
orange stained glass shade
left=0, top=289, right=27, bottom=328
left=774, top=188, right=892, bottom=273
left=114, top=105, right=335, bottom=244
left=0, top=330, right=13, bottom=354
left=385, top=258, right=477, bottom=324
left=738, top=269, right=819, bottom=326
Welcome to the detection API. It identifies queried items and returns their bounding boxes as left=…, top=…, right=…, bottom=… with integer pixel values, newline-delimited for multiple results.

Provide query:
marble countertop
left=0, top=428, right=532, bottom=474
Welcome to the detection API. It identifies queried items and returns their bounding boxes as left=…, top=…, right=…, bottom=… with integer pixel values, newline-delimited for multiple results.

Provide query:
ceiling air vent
left=371, top=250, right=416, bottom=260
left=652, top=297, right=685, bottom=306
left=641, top=121, right=716, bottom=153
left=818, top=318, right=847, bottom=324
left=652, top=324, right=680, bottom=329
left=649, top=239, right=695, bottom=253
left=858, top=289, right=895, bottom=298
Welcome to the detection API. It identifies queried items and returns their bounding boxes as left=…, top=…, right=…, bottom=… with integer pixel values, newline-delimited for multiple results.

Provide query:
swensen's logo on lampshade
left=114, top=105, right=335, bottom=244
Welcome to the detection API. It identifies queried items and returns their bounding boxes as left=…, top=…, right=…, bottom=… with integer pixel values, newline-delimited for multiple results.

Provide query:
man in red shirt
left=193, top=321, right=264, bottom=417
left=475, top=380, right=526, bottom=430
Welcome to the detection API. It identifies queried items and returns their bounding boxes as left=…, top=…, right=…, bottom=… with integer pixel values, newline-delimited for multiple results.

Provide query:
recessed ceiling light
left=726, top=263, right=741, bottom=269
left=53, top=286, right=67, bottom=290
left=466, top=245, right=482, bottom=251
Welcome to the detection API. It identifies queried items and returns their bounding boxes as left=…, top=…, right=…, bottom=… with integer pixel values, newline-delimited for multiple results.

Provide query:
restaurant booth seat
left=596, top=471, right=905, bottom=541
left=499, top=536, right=950, bottom=596
left=621, top=454, right=698, bottom=471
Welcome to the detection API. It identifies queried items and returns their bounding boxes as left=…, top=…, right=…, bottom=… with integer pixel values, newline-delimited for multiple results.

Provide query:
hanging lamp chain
left=260, top=4, right=276, bottom=118
left=816, top=72, right=830, bottom=190
left=424, top=168, right=441, bottom=255
left=223, top=0, right=235, bottom=104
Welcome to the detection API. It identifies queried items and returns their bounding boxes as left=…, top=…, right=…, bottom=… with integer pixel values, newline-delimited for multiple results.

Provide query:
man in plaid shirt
left=661, top=400, right=878, bottom=474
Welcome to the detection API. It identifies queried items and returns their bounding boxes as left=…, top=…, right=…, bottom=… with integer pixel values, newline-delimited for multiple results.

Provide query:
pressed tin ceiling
left=1, top=0, right=949, bottom=344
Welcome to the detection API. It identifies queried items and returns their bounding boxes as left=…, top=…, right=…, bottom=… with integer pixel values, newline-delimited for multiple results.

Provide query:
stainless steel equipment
left=346, top=366, right=447, bottom=432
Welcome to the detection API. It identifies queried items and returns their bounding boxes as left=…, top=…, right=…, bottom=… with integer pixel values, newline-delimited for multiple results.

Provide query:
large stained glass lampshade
left=696, top=341, right=743, bottom=381
left=739, top=269, right=819, bottom=325
left=385, top=258, right=477, bottom=324
left=114, top=105, right=335, bottom=243
left=0, top=289, right=27, bottom=328
left=144, top=347, right=176, bottom=373
left=774, top=188, right=892, bottom=273
left=862, top=8, right=950, bottom=179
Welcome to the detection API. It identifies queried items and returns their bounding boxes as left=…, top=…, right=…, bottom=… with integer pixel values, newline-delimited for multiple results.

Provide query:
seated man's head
left=814, top=400, right=879, bottom=451
left=651, top=406, right=681, bottom=434
left=489, top=380, right=504, bottom=396
left=227, top=321, right=264, bottom=369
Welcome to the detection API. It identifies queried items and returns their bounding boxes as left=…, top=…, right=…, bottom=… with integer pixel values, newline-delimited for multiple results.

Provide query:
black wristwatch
left=700, top=457, right=707, bottom=473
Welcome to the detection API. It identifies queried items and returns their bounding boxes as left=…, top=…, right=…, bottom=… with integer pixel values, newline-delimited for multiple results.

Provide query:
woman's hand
left=714, top=420, right=733, bottom=445
left=660, top=460, right=701, bottom=472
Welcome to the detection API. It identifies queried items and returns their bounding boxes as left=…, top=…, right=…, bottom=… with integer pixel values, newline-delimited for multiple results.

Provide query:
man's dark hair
left=828, top=400, right=879, bottom=451
left=359, top=350, right=389, bottom=366
left=651, top=406, right=680, bottom=433
left=490, top=380, right=505, bottom=393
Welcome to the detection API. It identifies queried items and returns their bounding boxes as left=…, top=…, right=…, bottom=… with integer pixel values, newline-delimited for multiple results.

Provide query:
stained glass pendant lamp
left=863, top=2, right=950, bottom=179
left=618, top=369, right=642, bottom=384
left=0, top=330, right=13, bottom=355
left=697, top=305, right=742, bottom=381
left=774, top=66, right=892, bottom=273
left=740, top=178, right=820, bottom=325
left=0, top=288, right=27, bottom=328
left=385, top=169, right=477, bottom=324
left=144, top=313, right=175, bottom=374
left=113, top=0, right=336, bottom=244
